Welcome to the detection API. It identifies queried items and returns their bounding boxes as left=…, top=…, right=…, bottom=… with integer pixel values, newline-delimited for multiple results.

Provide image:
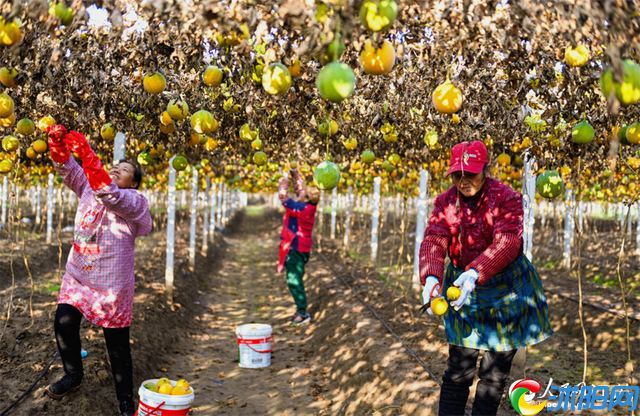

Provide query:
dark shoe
left=45, top=373, right=83, bottom=399
left=119, top=400, right=135, bottom=416
left=291, top=312, right=311, bottom=327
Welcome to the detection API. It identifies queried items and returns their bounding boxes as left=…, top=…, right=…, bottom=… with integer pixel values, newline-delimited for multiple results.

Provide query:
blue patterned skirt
left=442, top=255, right=553, bottom=352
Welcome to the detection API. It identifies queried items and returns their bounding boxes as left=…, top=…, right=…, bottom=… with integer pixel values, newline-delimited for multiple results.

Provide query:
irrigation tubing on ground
left=315, top=248, right=473, bottom=416
left=1, top=318, right=85, bottom=416
left=0, top=351, right=60, bottom=416
left=545, top=289, right=640, bottom=322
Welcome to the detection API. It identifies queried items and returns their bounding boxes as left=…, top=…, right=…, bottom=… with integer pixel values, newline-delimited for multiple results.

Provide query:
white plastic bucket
left=135, top=379, right=195, bottom=416
left=236, top=323, right=274, bottom=368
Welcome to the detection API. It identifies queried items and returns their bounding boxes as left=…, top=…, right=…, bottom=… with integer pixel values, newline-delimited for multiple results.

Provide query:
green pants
left=285, top=250, right=310, bottom=314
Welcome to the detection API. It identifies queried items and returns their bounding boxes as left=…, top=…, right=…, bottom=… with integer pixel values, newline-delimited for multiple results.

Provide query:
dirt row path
left=166, top=206, right=443, bottom=415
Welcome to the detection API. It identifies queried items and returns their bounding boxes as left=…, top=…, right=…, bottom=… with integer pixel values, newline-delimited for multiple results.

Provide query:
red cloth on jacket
left=419, top=178, right=523, bottom=286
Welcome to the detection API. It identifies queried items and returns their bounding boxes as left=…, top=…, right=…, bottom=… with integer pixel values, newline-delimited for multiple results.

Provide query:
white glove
left=282, top=169, right=289, bottom=179
left=421, top=276, right=442, bottom=315
left=450, top=269, right=479, bottom=311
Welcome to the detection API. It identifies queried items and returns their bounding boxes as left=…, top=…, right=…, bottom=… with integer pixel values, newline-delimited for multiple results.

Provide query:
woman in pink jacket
left=44, top=125, right=152, bottom=416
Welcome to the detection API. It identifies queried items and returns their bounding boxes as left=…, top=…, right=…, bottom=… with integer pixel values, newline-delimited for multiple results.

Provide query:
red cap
left=446, top=141, right=489, bottom=176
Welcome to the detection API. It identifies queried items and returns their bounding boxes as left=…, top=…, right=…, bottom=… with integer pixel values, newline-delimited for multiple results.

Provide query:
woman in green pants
left=277, top=168, right=320, bottom=326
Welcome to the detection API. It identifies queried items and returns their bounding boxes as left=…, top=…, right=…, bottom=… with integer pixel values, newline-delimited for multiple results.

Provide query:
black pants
left=439, top=344, right=517, bottom=416
left=54, top=303, right=133, bottom=402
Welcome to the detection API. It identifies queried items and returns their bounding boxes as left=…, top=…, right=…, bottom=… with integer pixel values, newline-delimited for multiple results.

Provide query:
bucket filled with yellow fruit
left=136, top=378, right=195, bottom=416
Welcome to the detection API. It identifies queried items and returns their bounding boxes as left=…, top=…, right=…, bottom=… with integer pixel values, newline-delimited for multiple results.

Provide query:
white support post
left=36, top=183, right=42, bottom=225
left=627, top=204, right=633, bottom=238
left=14, top=184, right=19, bottom=217
left=29, top=187, right=34, bottom=212
left=343, top=186, right=354, bottom=247
left=113, top=132, right=126, bottom=164
left=189, top=170, right=198, bottom=269
left=1, top=176, right=7, bottom=226
left=165, top=157, right=177, bottom=301
left=636, top=201, right=640, bottom=257
left=522, top=156, right=536, bottom=260
left=221, top=183, right=227, bottom=226
left=181, top=190, right=187, bottom=210
left=202, top=176, right=210, bottom=253
left=318, top=190, right=325, bottom=231
left=578, top=200, right=584, bottom=232
left=371, top=177, right=381, bottom=263
left=46, top=174, right=54, bottom=244
left=209, top=182, right=217, bottom=241
left=562, top=189, right=573, bottom=269
left=413, top=169, right=429, bottom=288
left=330, top=187, right=338, bottom=239
left=216, top=182, right=222, bottom=229
left=619, top=202, right=624, bottom=229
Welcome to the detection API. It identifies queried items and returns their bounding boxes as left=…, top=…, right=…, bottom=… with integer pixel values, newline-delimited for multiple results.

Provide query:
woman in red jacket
left=419, top=141, right=552, bottom=416
left=278, top=168, right=320, bottom=326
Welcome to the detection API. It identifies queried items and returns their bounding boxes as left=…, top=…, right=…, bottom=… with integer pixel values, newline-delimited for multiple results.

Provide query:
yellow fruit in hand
left=290, top=161, right=298, bottom=169
left=175, top=379, right=190, bottom=390
left=430, top=296, right=448, bottom=315
left=446, top=286, right=461, bottom=301
left=158, top=383, right=173, bottom=395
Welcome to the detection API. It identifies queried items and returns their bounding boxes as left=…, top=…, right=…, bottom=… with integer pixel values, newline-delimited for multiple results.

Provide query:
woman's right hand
left=421, top=276, right=441, bottom=315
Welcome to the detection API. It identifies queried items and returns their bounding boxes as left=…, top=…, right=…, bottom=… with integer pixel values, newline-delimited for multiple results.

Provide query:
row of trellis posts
left=1, top=142, right=640, bottom=300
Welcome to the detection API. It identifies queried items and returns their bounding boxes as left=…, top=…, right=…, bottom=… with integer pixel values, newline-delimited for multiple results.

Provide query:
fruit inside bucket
left=136, top=378, right=195, bottom=416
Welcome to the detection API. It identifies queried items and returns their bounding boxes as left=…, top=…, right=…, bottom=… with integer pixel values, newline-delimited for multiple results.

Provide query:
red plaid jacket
left=419, top=178, right=523, bottom=286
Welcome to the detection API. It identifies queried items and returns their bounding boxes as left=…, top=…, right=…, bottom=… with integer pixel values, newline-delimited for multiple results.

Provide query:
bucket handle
left=237, top=334, right=275, bottom=354
left=145, top=401, right=166, bottom=416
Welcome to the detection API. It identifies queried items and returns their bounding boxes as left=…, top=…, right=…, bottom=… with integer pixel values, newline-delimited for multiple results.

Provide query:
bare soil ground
left=0, top=204, right=638, bottom=416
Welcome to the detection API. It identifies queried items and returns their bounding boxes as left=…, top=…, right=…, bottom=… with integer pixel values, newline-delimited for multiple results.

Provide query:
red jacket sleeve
left=419, top=194, right=452, bottom=284
left=467, top=192, right=524, bottom=285
left=278, top=176, right=289, bottom=205
left=290, top=169, right=305, bottom=198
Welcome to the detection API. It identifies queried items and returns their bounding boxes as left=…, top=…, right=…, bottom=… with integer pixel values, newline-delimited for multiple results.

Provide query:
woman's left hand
left=451, top=269, right=478, bottom=310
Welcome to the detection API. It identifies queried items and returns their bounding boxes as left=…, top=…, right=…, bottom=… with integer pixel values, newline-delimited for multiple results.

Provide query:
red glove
left=47, top=125, right=70, bottom=164
left=63, top=130, right=113, bottom=190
